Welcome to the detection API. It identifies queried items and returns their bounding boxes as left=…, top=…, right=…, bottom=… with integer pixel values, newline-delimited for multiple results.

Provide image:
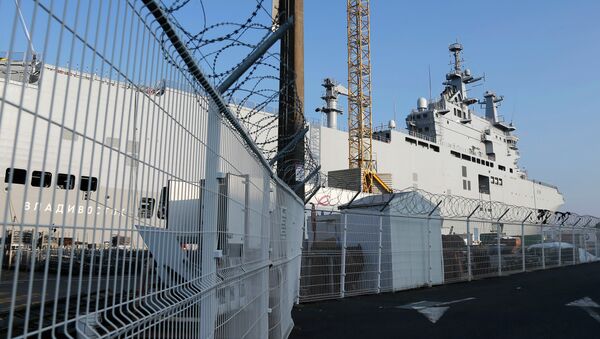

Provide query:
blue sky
left=2, top=0, right=598, bottom=215
left=303, top=0, right=600, bottom=216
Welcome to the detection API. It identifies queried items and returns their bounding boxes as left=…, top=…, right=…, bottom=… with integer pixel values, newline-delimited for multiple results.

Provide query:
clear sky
left=303, top=0, right=600, bottom=216
left=2, top=0, right=598, bottom=215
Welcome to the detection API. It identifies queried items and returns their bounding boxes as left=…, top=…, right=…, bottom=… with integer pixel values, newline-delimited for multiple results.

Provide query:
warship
left=309, top=43, right=564, bottom=213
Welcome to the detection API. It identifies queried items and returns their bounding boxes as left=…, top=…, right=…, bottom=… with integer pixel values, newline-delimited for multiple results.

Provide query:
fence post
left=340, top=213, right=347, bottom=298
left=558, top=223, right=562, bottom=266
left=594, top=228, right=598, bottom=258
left=521, top=222, right=526, bottom=272
left=496, top=209, right=510, bottom=276
left=466, top=218, right=472, bottom=281
left=427, top=201, right=442, bottom=287
left=497, top=223, right=502, bottom=276
left=541, top=223, right=545, bottom=269
left=521, top=212, right=531, bottom=272
left=297, top=209, right=307, bottom=305
left=377, top=215, right=382, bottom=293
left=200, top=100, right=222, bottom=338
left=572, top=225, right=576, bottom=265
left=467, top=206, right=480, bottom=281
left=596, top=229, right=599, bottom=258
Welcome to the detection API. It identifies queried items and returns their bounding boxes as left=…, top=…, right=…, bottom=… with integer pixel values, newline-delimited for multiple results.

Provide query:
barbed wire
left=308, top=177, right=599, bottom=227
left=161, top=0, right=319, bottom=183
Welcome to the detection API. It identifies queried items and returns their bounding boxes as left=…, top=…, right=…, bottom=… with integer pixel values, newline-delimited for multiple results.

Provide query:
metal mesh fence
left=300, top=205, right=600, bottom=303
left=0, top=1, right=303, bottom=338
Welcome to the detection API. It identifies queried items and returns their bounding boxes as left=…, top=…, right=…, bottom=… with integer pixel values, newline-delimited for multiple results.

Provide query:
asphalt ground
left=291, top=262, right=600, bottom=339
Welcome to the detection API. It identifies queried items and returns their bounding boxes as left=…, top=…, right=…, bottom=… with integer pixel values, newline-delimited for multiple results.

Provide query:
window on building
left=138, top=197, right=156, bottom=218
left=499, top=165, right=506, bottom=171
left=476, top=158, right=481, bottom=164
left=405, top=137, right=417, bottom=145
left=157, top=186, right=168, bottom=220
left=80, top=176, right=98, bottom=192
left=422, top=113, right=428, bottom=119
left=510, top=168, right=514, bottom=173
left=462, top=166, right=467, bottom=177
left=463, top=179, right=468, bottom=190
left=499, top=178, right=503, bottom=186
left=467, top=181, right=472, bottom=191
left=478, top=175, right=490, bottom=194
left=31, top=171, right=52, bottom=188
left=56, top=173, right=75, bottom=190
left=4, top=168, right=27, bottom=184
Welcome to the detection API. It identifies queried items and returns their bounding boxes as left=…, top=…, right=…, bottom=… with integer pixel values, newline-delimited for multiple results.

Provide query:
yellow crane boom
left=347, top=0, right=392, bottom=194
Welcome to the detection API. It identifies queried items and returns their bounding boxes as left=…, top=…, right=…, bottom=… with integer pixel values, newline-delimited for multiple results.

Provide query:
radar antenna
left=449, top=42, right=463, bottom=72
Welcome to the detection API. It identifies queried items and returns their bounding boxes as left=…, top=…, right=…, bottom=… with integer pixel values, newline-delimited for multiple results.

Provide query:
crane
left=347, top=0, right=391, bottom=193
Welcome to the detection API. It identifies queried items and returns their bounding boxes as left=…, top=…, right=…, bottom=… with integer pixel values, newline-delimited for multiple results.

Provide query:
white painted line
left=417, top=306, right=449, bottom=324
left=566, top=297, right=600, bottom=308
left=396, top=297, right=476, bottom=323
left=567, top=297, right=600, bottom=323
left=437, top=297, right=476, bottom=306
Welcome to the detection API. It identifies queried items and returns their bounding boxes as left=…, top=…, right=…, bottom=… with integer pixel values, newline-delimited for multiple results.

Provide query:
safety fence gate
left=1, top=1, right=304, bottom=338
left=299, top=192, right=600, bottom=302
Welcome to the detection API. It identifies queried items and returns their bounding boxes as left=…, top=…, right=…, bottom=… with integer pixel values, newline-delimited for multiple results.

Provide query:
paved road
left=291, top=262, right=600, bottom=339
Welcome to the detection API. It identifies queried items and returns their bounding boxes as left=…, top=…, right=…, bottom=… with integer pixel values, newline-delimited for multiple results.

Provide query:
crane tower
left=347, top=0, right=374, bottom=191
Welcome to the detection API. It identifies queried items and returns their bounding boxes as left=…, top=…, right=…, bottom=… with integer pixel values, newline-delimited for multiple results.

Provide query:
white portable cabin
left=304, top=191, right=444, bottom=297
left=342, top=193, right=444, bottom=291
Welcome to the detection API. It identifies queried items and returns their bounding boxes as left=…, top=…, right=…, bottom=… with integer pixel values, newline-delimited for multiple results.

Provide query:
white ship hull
left=313, top=124, right=564, bottom=211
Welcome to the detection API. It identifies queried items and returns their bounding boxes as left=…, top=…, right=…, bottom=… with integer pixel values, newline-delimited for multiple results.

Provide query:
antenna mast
left=428, top=64, right=432, bottom=101
left=14, top=0, right=35, bottom=55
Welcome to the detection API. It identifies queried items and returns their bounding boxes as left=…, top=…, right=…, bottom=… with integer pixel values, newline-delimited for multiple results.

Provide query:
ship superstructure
left=312, top=43, right=564, bottom=212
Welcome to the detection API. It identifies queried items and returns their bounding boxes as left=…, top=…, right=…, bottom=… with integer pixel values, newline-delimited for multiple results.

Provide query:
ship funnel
left=316, top=78, right=345, bottom=129
left=483, top=91, right=500, bottom=123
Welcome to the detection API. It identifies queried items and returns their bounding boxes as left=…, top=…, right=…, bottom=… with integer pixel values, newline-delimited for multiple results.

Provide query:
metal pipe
left=293, top=165, right=321, bottom=193
left=304, top=185, right=321, bottom=205
left=269, top=126, right=309, bottom=166
left=379, top=193, right=396, bottom=212
left=217, top=18, right=294, bottom=94
left=429, top=201, right=443, bottom=217
left=497, top=208, right=510, bottom=222
left=339, top=190, right=362, bottom=210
